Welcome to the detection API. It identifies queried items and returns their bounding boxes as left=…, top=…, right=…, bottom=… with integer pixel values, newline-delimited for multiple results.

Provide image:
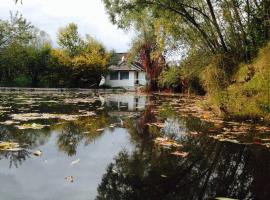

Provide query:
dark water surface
left=0, top=91, right=269, bottom=200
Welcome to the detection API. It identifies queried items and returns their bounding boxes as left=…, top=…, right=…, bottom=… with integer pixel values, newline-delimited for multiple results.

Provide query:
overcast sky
left=0, top=0, right=133, bottom=52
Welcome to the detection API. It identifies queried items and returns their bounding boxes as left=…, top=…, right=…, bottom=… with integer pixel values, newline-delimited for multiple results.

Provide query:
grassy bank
left=159, top=43, right=270, bottom=121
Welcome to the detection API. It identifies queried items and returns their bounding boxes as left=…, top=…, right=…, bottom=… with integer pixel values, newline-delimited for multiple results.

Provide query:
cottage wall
left=105, top=71, right=135, bottom=87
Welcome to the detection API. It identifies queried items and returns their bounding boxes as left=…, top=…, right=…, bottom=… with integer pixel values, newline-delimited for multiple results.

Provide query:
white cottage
left=105, top=60, right=147, bottom=90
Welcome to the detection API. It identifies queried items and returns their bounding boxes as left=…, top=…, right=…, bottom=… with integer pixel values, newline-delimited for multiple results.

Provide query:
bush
left=158, top=66, right=182, bottom=91
left=212, top=42, right=270, bottom=119
left=13, top=75, right=31, bottom=87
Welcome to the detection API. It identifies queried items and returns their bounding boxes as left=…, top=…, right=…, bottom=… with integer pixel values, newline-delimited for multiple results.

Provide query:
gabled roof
left=108, top=61, right=145, bottom=72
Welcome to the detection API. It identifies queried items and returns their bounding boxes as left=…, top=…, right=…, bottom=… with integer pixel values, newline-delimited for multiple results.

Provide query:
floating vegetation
left=0, top=120, right=20, bottom=125
left=171, top=151, right=189, bottom=157
left=154, top=137, right=182, bottom=148
left=64, top=98, right=96, bottom=104
left=70, top=159, right=80, bottom=166
left=15, top=123, right=49, bottom=130
left=10, top=112, right=96, bottom=122
left=65, top=176, right=74, bottom=183
left=0, top=142, right=23, bottom=151
left=147, top=122, right=165, bottom=128
left=33, top=150, right=43, bottom=156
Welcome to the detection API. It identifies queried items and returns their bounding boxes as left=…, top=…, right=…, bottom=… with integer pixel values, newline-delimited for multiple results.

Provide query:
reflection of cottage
left=105, top=94, right=146, bottom=112
left=105, top=54, right=147, bottom=90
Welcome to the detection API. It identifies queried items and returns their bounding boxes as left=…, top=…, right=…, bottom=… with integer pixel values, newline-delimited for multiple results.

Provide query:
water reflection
left=97, top=98, right=270, bottom=200
left=98, top=113, right=270, bottom=200
left=0, top=92, right=269, bottom=199
left=0, top=150, right=31, bottom=169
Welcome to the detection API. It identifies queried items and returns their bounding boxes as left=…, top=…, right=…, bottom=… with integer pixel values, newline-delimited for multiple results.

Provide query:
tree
left=57, top=23, right=84, bottom=57
left=103, top=0, right=270, bottom=62
left=71, top=36, right=110, bottom=87
left=55, top=25, right=110, bottom=87
left=0, top=12, right=33, bottom=50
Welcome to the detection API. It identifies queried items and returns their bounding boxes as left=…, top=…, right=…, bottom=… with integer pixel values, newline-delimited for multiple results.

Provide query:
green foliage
left=53, top=30, right=110, bottom=88
left=223, top=42, right=270, bottom=119
left=0, top=16, right=110, bottom=88
left=158, top=66, right=181, bottom=90
left=0, top=12, right=33, bottom=49
left=13, top=74, right=31, bottom=87
left=57, top=23, right=84, bottom=57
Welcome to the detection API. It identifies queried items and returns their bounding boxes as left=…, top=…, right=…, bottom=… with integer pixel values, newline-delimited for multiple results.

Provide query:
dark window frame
left=120, top=71, right=129, bottom=80
left=110, top=72, right=119, bottom=80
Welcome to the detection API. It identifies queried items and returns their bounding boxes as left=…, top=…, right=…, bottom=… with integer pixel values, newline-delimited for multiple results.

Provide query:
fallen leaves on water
left=0, top=120, right=20, bottom=125
left=209, top=135, right=240, bottom=144
left=171, top=151, right=189, bottom=157
left=215, top=197, right=238, bottom=200
left=0, top=141, right=23, bottom=151
left=147, top=122, right=165, bottom=128
left=65, top=176, right=74, bottom=183
left=154, top=137, right=182, bottom=148
left=64, top=98, right=96, bottom=104
left=70, top=159, right=80, bottom=166
left=15, top=123, right=49, bottom=130
left=189, top=131, right=199, bottom=135
left=33, top=150, right=43, bottom=156
left=10, top=112, right=96, bottom=122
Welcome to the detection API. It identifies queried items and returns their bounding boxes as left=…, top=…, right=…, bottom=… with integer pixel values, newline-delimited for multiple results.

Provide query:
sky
left=0, top=0, right=133, bottom=52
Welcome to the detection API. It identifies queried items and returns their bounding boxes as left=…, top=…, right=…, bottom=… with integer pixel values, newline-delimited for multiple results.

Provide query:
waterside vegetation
left=103, top=0, right=270, bottom=120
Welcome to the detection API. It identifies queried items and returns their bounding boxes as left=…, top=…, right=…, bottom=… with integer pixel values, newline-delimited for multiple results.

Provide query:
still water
left=0, top=91, right=269, bottom=200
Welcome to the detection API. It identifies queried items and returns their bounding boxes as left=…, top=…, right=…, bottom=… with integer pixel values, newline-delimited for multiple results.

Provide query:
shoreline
left=0, top=87, right=127, bottom=93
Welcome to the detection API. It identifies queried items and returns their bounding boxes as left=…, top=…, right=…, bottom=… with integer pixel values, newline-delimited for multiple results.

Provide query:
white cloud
left=0, top=0, right=133, bottom=52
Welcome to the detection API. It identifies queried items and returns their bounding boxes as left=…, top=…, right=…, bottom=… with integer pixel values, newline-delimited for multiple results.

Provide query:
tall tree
left=57, top=23, right=84, bottom=57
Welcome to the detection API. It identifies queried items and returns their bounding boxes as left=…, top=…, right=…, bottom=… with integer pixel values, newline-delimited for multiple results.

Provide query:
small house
left=104, top=55, right=147, bottom=90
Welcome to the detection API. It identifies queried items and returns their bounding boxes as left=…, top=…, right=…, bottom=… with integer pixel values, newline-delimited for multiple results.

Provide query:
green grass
left=216, top=42, right=270, bottom=120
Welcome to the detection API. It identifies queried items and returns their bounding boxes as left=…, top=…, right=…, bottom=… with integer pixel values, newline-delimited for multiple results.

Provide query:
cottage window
left=120, top=71, right=129, bottom=80
left=110, top=72, right=118, bottom=80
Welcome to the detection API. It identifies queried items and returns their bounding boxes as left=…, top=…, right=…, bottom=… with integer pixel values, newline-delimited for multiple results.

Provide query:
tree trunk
left=206, top=0, right=228, bottom=52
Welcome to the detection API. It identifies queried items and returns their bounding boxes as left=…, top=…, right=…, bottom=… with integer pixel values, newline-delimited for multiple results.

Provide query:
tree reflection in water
left=0, top=125, right=49, bottom=168
left=97, top=105, right=270, bottom=200
left=0, top=150, right=31, bottom=168
left=57, top=114, right=111, bottom=156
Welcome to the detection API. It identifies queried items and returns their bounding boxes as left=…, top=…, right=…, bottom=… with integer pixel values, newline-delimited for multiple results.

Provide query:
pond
left=0, top=91, right=269, bottom=200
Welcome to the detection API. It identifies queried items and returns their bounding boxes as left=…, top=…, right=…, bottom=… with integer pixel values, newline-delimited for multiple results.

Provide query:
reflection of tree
left=97, top=111, right=270, bottom=200
left=0, top=150, right=31, bottom=168
left=57, top=115, right=110, bottom=156
left=0, top=125, right=50, bottom=168
left=0, top=125, right=51, bottom=149
left=57, top=122, right=84, bottom=156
